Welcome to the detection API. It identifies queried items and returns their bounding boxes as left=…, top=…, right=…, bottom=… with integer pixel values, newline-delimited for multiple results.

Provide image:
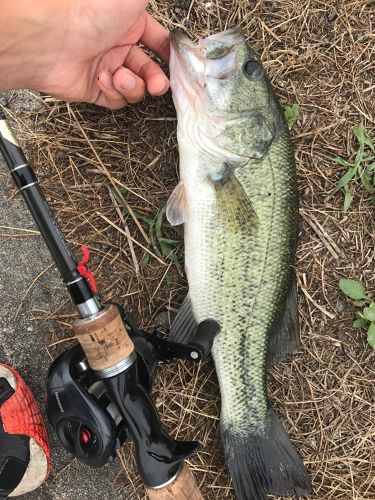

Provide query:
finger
left=112, top=67, right=147, bottom=104
left=141, top=13, right=170, bottom=63
left=124, top=45, right=169, bottom=96
left=96, top=71, right=127, bottom=109
left=95, top=92, right=127, bottom=110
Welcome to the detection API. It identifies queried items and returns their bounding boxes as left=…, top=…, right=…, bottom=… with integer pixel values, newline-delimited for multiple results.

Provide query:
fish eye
left=243, top=59, right=263, bottom=80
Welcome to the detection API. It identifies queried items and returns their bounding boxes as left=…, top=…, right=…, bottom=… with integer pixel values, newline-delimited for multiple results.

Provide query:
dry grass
left=1, top=0, right=375, bottom=498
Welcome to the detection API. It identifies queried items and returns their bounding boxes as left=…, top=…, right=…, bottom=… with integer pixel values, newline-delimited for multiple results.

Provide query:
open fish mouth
left=170, top=28, right=246, bottom=83
left=170, top=28, right=245, bottom=56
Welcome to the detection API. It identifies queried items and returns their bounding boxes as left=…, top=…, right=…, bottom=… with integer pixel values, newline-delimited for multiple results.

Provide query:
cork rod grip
left=72, top=305, right=134, bottom=372
left=145, top=463, right=204, bottom=500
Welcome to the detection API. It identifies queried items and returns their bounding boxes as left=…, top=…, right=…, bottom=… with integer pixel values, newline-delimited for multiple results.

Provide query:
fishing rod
left=0, top=110, right=218, bottom=499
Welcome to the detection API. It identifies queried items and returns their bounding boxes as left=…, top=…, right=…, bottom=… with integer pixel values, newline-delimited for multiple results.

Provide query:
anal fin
left=268, top=272, right=300, bottom=365
left=170, top=294, right=198, bottom=344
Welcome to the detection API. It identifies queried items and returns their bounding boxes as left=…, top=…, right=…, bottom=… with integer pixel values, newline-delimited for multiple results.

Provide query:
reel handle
left=146, top=463, right=203, bottom=500
left=72, top=304, right=134, bottom=372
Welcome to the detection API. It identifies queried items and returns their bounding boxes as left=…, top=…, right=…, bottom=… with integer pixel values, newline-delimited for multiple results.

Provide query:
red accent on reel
left=77, top=245, right=98, bottom=294
left=80, top=428, right=91, bottom=445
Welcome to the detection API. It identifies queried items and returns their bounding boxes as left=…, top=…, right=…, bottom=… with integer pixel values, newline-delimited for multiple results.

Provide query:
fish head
left=170, top=29, right=284, bottom=161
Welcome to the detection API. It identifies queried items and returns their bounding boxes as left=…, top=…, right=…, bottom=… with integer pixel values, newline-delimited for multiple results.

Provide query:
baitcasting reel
left=47, top=307, right=219, bottom=469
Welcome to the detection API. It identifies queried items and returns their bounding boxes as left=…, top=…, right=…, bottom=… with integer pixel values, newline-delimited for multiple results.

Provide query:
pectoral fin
left=166, top=181, right=188, bottom=226
left=213, top=164, right=258, bottom=231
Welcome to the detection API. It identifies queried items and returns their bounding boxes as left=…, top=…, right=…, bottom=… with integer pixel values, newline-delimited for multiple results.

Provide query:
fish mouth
left=170, top=28, right=245, bottom=82
left=170, top=28, right=244, bottom=54
left=170, top=29, right=196, bottom=50
left=170, top=30, right=205, bottom=81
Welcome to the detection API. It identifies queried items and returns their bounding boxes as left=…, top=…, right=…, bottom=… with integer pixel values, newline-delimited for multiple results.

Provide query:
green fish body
left=168, top=29, right=311, bottom=500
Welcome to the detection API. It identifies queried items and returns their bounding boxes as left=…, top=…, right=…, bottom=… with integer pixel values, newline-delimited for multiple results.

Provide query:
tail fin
left=222, top=409, right=311, bottom=500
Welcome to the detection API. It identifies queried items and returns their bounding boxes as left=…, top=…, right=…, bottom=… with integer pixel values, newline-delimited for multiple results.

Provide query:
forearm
left=0, top=0, right=70, bottom=91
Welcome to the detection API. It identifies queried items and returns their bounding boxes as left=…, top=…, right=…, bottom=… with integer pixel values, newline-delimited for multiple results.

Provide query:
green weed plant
left=333, top=124, right=375, bottom=211
left=339, top=278, right=375, bottom=349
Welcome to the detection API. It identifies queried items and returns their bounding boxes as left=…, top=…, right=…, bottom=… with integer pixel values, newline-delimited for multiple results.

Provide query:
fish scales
left=168, top=28, right=311, bottom=500
left=186, top=128, right=297, bottom=434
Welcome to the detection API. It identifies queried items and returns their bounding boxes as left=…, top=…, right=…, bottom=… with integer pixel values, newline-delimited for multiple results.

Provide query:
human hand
left=0, top=0, right=170, bottom=109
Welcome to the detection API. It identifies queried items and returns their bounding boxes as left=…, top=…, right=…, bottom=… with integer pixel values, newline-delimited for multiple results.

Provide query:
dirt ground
left=1, top=1, right=374, bottom=499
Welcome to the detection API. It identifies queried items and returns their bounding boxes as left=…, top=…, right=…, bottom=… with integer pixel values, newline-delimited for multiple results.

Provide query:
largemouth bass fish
left=167, top=29, right=311, bottom=500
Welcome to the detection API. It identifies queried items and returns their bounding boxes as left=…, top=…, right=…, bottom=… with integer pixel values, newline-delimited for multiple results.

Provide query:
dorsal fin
left=268, top=273, right=300, bottom=365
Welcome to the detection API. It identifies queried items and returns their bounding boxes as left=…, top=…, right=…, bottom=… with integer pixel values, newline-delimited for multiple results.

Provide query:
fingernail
left=121, top=73, right=136, bottom=91
left=99, top=72, right=113, bottom=90
left=153, top=75, right=169, bottom=95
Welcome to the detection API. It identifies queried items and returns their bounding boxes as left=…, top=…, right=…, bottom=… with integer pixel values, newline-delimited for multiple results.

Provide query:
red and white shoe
left=0, top=364, right=50, bottom=497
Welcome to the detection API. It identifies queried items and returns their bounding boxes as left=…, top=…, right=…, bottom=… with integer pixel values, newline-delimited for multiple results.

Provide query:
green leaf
left=339, top=278, right=367, bottom=300
left=362, top=127, right=375, bottom=153
left=122, top=206, right=153, bottom=227
left=158, top=237, right=181, bottom=246
left=353, top=124, right=365, bottom=144
left=333, top=157, right=353, bottom=167
left=155, top=204, right=167, bottom=240
left=367, top=322, right=375, bottom=349
left=353, top=124, right=366, bottom=165
left=362, top=155, right=375, bottom=162
left=159, top=241, right=172, bottom=257
left=140, top=252, right=150, bottom=269
left=110, top=188, right=123, bottom=205
left=283, top=104, right=300, bottom=129
left=363, top=303, right=375, bottom=322
left=332, top=165, right=357, bottom=193
left=353, top=124, right=375, bottom=164
left=353, top=300, right=366, bottom=307
left=353, top=317, right=369, bottom=328
left=343, top=184, right=353, bottom=212
left=136, top=213, right=153, bottom=226
left=168, top=252, right=182, bottom=272
left=159, top=242, right=182, bottom=271
left=358, top=166, right=375, bottom=193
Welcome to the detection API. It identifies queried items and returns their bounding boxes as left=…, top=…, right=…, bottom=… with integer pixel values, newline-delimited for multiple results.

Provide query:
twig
left=14, top=263, right=54, bottom=319
left=298, top=282, right=336, bottom=319
left=151, top=261, right=172, bottom=301
left=48, top=336, right=76, bottom=347
left=96, top=212, right=166, bottom=266
left=109, top=186, right=151, bottom=245
left=108, top=186, right=140, bottom=275
left=0, top=226, right=39, bottom=234
left=301, top=211, right=342, bottom=260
